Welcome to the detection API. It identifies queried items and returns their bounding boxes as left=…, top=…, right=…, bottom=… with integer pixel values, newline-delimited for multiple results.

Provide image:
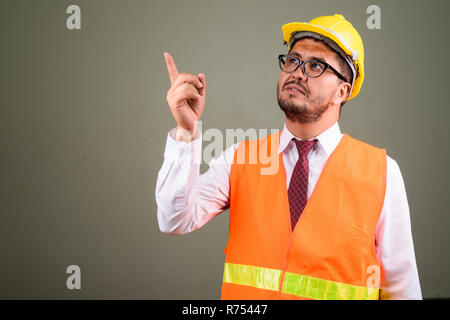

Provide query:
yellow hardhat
left=282, top=14, right=365, bottom=100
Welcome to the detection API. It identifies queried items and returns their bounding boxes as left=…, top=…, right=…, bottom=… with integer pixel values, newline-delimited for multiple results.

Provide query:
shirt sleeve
left=375, top=155, right=422, bottom=299
left=155, top=127, right=238, bottom=235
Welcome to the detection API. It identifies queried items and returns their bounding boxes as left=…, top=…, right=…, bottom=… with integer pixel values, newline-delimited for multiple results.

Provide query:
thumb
left=197, top=73, right=206, bottom=97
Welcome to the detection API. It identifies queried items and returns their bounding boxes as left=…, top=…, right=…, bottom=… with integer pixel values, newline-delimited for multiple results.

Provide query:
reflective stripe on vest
left=223, top=262, right=379, bottom=300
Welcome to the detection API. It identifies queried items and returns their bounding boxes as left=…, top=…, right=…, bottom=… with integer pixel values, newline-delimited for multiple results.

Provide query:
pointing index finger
left=164, top=52, right=179, bottom=85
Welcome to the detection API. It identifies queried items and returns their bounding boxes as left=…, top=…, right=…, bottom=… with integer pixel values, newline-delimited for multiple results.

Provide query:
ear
left=333, top=82, right=352, bottom=105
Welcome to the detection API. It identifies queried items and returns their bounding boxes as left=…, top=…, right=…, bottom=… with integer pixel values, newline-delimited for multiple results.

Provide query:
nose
left=291, top=63, right=307, bottom=81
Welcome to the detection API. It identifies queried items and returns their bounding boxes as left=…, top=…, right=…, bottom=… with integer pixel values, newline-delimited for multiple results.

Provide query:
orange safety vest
left=221, top=131, right=386, bottom=300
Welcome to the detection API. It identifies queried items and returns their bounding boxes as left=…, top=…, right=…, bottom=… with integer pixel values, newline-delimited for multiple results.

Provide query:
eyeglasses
left=278, top=54, right=348, bottom=82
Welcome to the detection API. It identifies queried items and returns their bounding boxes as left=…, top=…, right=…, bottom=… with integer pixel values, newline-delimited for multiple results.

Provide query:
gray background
left=0, top=0, right=449, bottom=299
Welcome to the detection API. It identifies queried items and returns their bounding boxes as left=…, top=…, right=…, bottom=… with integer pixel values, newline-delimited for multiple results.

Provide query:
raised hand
left=164, top=52, right=206, bottom=142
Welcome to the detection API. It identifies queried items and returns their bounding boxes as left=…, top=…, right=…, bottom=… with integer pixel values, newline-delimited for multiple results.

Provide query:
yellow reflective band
left=223, top=263, right=281, bottom=292
left=223, top=263, right=379, bottom=300
left=282, top=272, right=379, bottom=300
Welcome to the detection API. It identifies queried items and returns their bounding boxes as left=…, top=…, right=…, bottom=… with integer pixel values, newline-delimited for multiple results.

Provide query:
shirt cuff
left=164, top=127, right=202, bottom=165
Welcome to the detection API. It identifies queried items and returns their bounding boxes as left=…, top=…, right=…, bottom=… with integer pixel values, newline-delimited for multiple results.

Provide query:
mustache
left=282, top=80, right=309, bottom=95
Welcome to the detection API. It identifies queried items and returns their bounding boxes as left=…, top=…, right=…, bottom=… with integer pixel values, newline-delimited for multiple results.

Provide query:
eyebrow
left=288, top=51, right=328, bottom=64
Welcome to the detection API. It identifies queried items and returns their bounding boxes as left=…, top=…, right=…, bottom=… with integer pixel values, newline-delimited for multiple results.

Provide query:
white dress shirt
left=155, top=121, right=422, bottom=299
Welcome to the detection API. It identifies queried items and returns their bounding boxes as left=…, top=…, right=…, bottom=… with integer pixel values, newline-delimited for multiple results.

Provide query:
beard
left=277, top=80, right=331, bottom=123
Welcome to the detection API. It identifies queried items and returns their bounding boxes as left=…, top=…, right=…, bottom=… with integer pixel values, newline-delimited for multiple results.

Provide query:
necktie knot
left=293, top=138, right=317, bottom=158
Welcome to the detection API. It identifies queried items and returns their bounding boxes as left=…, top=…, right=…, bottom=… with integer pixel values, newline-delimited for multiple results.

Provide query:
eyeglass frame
left=278, top=54, right=348, bottom=83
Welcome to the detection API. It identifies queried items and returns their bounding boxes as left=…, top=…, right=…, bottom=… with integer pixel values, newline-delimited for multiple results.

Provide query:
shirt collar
left=278, top=121, right=343, bottom=156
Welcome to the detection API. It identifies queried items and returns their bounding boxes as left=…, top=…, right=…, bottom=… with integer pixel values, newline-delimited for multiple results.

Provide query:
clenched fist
left=164, top=52, right=206, bottom=142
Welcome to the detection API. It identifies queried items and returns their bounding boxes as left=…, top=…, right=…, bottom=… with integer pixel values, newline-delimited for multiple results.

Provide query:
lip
left=283, top=83, right=306, bottom=95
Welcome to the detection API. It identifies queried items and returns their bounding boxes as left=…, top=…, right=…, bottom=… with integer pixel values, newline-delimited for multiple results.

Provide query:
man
left=156, top=14, right=422, bottom=300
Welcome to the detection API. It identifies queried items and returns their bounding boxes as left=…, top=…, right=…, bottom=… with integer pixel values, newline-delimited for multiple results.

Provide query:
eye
left=310, top=62, right=322, bottom=70
left=286, top=57, right=299, bottom=64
